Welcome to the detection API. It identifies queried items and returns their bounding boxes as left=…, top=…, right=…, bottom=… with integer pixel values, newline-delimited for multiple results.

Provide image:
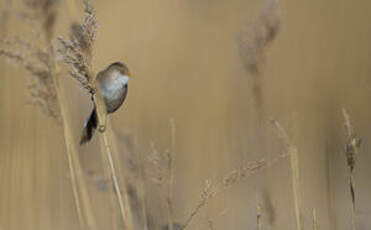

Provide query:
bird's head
left=107, top=61, right=131, bottom=85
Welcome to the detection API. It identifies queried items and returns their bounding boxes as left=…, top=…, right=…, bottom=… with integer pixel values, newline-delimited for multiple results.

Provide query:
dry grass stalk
left=342, top=108, right=361, bottom=230
left=181, top=180, right=215, bottom=230
left=181, top=152, right=288, bottom=230
left=312, top=208, right=318, bottom=230
left=325, top=144, right=337, bottom=230
left=58, top=1, right=135, bottom=229
left=145, top=120, right=177, bottom=229
left=207, top=220, right=214, bottom=230
left=134, top=137, right=150, bottom=230
left=167, top=118, right=176, bottom=230
left=0, top=1, right=97, bottom=229
left=238, top=0, right=280, bottom=109
left=146, top=141, right=168, bottom=187
left=98, top=130, right=134, bottom=229
left=270, top=119, right=303, bottom=230
left=256, top=198, right=262, bottom=230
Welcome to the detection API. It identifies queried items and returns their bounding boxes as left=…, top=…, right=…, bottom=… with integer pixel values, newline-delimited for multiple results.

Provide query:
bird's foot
left=98, top=124, right=106, bottom=132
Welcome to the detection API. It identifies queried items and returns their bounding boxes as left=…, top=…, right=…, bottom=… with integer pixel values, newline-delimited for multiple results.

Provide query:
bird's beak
left=127, top=70, right=132, bottom=79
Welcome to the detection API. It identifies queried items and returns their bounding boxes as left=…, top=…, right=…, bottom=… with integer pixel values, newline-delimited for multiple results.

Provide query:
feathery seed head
left=57, top=0, right=97, bottom=93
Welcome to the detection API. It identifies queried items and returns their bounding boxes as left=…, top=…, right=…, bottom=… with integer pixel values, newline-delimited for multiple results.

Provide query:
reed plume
left=342, top=108, right=361, bottom=230
left=57, top=0, right=96, bottom=93
left=0, top=34, right=60, bottom=120
left=238, top=0, right=280, bottom=110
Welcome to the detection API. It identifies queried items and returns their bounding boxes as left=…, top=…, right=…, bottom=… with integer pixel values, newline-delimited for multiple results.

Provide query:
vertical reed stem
left=93, top=91, right=134, bottom=230
left=256, top=197, right=262, bottom=230
left=271, top=119, right=303, bottom=230
left=167, top=119, right=176, bottom=230
left=49, top=46, right=97, bottom=230
left=312, top=208, right=318, bottom=230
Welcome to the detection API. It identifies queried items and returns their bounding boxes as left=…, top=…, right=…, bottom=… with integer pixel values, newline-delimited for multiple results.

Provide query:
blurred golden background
left=1, top=0, right=371, bottom=229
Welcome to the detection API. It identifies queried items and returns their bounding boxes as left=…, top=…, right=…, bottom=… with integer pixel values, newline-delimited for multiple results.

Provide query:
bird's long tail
left=80, top=108, right=97, bottom=145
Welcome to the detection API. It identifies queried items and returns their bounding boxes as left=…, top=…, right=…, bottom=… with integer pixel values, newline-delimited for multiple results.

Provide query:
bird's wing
left=95, top=69, right=105, bottom=82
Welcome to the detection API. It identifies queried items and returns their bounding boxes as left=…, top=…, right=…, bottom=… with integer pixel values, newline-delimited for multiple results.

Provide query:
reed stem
left=93, top=91, right=134, bottom=230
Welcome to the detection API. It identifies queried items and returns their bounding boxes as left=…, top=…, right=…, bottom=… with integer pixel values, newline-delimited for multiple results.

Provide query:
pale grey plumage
left=80, top=62, right=130, bottom=144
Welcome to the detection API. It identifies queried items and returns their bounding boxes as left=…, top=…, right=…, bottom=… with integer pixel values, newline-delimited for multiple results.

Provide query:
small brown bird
left=80, top=62, right=131, bottom=145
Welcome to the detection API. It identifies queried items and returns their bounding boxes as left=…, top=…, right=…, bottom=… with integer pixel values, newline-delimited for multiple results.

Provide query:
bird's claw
left=98, top=125, right=106, bottom=132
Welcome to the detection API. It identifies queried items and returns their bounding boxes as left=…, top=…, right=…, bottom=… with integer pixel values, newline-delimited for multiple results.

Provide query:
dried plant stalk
left=207, top=220, right=214, bottom=230
left=167, top=119, right=176, bottom=230
left=144, top=120, right=177, bottom=230
left=52, top=56, right=97, bottom=230
left=42, top=3, right=97, bottom=229
left=97, top=121, right=135, bottom=230
left=312, top=208, right=318, bottom=230
left=342, top=108, right=361, bottom=230
left=58, top=1, right=134, bottom=229
left=256, top=198, right=262, bottom=230
left=50, top=47, right=97, bottom=230
left=135, top=142, right=150, bottom=230
left=325, top=144, right=337, bottom=230
left=270, top=119, right=303, bottom=230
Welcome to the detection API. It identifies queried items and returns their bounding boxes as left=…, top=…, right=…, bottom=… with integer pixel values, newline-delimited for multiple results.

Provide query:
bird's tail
left=80, top=108, right=97, bottom=145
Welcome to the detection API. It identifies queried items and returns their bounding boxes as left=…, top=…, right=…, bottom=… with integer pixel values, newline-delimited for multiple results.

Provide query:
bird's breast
left=98, top=78, right=128, bottom=113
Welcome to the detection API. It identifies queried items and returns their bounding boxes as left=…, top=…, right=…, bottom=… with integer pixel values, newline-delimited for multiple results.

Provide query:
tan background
left=1, top=0, right=371, bottom=229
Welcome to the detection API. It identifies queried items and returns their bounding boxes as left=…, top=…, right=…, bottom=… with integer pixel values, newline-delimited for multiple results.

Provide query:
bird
left=80, top=62, right=131, bottom=145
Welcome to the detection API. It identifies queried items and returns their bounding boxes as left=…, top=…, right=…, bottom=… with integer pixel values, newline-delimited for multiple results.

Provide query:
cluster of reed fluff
left=0, top=0, right=60, bottom=120
left=238, top=0, right=280, bottom=76
left=342, top=108, right=361, bottom=216
left=237, top=0, right=280, bottom=110
left=57, top=0, right=97, bottom=94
